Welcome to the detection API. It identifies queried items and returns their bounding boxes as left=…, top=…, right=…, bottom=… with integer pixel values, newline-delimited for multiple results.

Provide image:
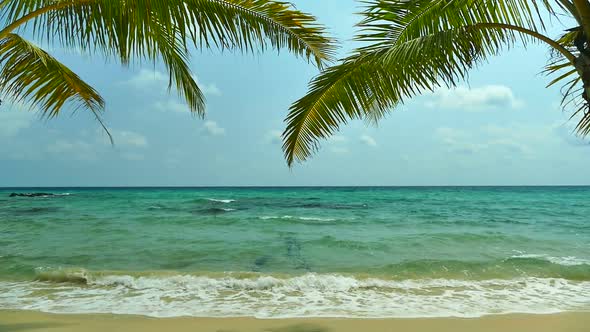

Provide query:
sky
left=1, top=0, right=590, bottom=187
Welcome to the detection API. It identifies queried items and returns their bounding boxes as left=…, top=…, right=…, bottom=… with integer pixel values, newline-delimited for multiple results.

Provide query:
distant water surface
left=0, top=187, right=589, bottom=318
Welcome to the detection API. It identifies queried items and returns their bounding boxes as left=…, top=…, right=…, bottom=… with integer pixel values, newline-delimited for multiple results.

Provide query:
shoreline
left=1, top=310, right=589, bottom=332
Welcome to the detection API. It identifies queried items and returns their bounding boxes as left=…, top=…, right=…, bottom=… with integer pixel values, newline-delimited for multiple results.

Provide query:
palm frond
left=543, top=26, right=590, bottom=136
left=0, top=0, right=335, bottom=121
left=149, top=20, right=206, bottom=115
left=356, top=0, right=548, bottom=52
left=283, top=50, right=398, bottom=165
left=283, top=0, right=562, bottom=165
left=0, top=33, right=105, bottom=119
left=1, top=0, right=337, bottom=68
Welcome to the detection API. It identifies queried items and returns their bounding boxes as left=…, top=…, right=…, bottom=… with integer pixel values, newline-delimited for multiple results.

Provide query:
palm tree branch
left=474, top=22, right=575, bottom=62
left=151, top=22, right=206, bottom=115
left=2, top=0, right=336, bottom=68
left=283, top=52, right=390, bottom=165
left=204, top=0, right=336, bottom=67
left=283, top=14, right=578, bottom=165
left=0, top=0, right=94, bottom=38
left=0, top=32, right=106, bottom=122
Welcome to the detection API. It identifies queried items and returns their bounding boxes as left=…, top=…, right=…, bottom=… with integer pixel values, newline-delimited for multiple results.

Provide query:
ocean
left=0, top=187, right=589, bottom=318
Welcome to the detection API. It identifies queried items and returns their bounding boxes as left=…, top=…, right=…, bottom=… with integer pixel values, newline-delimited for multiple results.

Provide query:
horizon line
left=1, top=185, right=590, bottom=189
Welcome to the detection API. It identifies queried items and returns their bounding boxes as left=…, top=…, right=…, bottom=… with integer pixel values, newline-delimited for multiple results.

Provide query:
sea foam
left=259, top=216, right=337, bottom=222
left=206, top=199, right=235, bottom=203
left=510, top=254, right=590, bottom=266
left=2, top=272, right=589, bottom=318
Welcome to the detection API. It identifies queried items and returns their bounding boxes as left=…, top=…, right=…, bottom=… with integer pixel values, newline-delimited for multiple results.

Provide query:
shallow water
left=0, top=187, right=589, bottom=317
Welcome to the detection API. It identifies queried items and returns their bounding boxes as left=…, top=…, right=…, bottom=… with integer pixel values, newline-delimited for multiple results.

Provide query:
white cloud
left=325, top=135, right=350, bottom=153
left=194, top=76, right=222, bottom=96
left=360, top=135, right=377, bottom=147
left=552, top=122, right=590, bottom=147
left=0, top=104, right=35, bottom=137
left=435, top=125, right=534, bottom=156
left=435, top=127, right=469, bottom=144
left=320, top=135, right=351, bottom=153
left=488, top=139, right=531, bottom=154
left=115, top=130, right=148, bottom=148
left=47, top=140, right=92, bottom=154
left=481, top=123, right=553, bottom=143
left=123, top=71, right=221, bottom=117
left=154, top=100, right=187, bottom=113
left=124, top=69, right=167, bottom=88
left=45, top=129, right=147, bottom=161
left=124, top=70, right=221, bottom=96
left=426, top=85, right=523, bottom=111
left=46, top=139, right=98, bottom=161
left=203, top=120, right=225, bottom=136
left=202, top=84, right=221, bottom=96
left=98, top=129, right=148, bottom=148
left=435, top=127, right=485, bottom=155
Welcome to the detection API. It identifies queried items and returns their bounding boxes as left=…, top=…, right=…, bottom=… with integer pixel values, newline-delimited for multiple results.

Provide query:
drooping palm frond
left=283, top=0, right=578, bottom=166
left=0, top=0, right=335, bottom=125
left=148, top=21, right=205, bottom=116
left=0, top=33, right=105, bottom=120
left=545, top=30, right=580, bottom=105
left=544, top=23, right=590, bottom=136
left=0, top=0, right=337, bottom=67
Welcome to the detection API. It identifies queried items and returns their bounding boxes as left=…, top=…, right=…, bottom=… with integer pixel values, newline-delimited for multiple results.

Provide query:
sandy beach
left=1, top=310, right=589, bottom=332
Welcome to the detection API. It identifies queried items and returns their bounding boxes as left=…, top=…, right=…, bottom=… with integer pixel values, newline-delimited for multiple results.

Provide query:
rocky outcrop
left=9, top=193, right=55, bottom=197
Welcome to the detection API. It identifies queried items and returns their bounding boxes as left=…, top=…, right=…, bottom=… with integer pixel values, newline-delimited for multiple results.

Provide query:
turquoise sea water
left=0, top=187, right=589, bottom=318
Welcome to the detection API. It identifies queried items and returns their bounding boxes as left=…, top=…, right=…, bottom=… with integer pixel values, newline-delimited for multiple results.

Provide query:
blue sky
left=1, top=1, right=590, bottom=186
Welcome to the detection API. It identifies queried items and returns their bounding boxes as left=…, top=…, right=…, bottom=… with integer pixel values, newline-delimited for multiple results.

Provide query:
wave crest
left=259, top=216, right=337, bottom=223
left=206, top=199, right=235, bottom=204
left=7, top=270, right=589, bottom=318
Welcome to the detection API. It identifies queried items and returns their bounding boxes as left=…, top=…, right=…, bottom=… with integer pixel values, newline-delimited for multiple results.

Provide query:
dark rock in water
left=9, top=192, right=55, bottom=198
left=192, top=207, right=235, bottom=215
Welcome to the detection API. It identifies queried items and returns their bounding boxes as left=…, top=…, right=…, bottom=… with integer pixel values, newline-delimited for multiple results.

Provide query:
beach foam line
left=4, top=271, right=589, bottom=318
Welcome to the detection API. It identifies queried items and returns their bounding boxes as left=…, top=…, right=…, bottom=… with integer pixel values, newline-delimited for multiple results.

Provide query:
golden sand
left=1, top=310, right=589, bottom=332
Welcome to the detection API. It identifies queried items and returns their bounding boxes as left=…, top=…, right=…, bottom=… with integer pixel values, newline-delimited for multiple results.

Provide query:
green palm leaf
left=0, top=33, right=108, bottom=127
left=0, top=0, right=336, bottom=67
left=283, top=0, right=583, bottom=166
left=0, top=0, right=335, bottom=127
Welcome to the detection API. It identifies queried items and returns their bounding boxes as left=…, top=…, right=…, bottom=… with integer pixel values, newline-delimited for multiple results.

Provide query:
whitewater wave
left=206, top=199, right=235, bottom=204
left=510, top=254, right=590, bottom=267
left=2, top=270, right=588, bottom=318
left=259, top=216, right=337, bottom=222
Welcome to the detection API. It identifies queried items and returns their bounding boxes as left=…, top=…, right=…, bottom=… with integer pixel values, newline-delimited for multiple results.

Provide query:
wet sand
left=1, top=310, right=589, bottom=332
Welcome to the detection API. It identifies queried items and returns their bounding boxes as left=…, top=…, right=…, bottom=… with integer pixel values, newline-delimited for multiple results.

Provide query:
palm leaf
left=0, top=33, right=107, bottom=125
left=0, top=0, right=335, bottom=125
left=1, top=0, right=337, bottom=67
left=283, top=0, right=576, bottom=165
left=148, top=20, right=206, bottom=116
